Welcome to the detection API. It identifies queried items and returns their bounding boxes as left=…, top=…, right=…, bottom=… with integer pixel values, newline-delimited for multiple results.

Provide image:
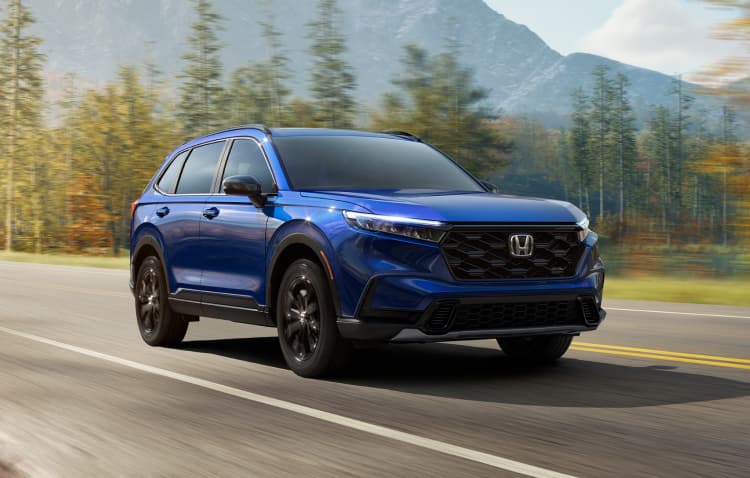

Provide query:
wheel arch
left=131, top=232, right=170, bottom=294
left=267, top=231, right=341, bottom=323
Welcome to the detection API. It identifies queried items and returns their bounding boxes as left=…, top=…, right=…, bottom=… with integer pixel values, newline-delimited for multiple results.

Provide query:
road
left=0, top=261, right=748, bottom=478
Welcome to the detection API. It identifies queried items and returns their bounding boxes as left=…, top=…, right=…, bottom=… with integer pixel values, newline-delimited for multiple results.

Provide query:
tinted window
left=175, top=141, right=225, bottom=194
left=273, top=136, right=483, bottom=191
left=222, top=139, right=274, bottom=192
left=157, top=151, right=188, bottom=193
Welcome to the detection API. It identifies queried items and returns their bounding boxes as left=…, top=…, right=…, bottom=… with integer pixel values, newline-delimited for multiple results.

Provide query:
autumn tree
left=0, top=0, right=44, bottom=251
left=64, top=67, right=181, bottom=254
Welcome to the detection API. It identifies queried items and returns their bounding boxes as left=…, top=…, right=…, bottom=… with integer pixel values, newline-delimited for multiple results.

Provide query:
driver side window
left=222, top=139, right=274, bottom=192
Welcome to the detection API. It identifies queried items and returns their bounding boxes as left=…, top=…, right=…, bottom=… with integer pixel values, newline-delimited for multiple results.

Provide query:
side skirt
left=169, top=289, right=274, bottom=327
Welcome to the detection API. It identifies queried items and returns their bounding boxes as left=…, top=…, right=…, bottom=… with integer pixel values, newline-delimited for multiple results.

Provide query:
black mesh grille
left=451, top=300, right=582, bottom=331
left=442, top=228, right=585, bottom=280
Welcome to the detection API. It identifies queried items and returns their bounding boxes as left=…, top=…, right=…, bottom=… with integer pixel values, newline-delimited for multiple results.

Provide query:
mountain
left=27, top=0, right=703, bottom=121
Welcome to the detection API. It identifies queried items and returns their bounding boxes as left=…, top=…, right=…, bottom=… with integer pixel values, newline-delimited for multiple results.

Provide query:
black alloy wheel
left=276, top=259, right=352, bottom=377
left=135, top=256, right=188, bottom=346
left=282, top=276, right=322, bottom=361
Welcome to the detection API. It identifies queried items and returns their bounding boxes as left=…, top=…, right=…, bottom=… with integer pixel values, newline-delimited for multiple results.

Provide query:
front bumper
left=336, top=265, right=606, bottom=343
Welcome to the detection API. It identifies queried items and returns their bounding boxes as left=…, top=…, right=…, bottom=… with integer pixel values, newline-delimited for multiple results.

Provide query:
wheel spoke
left=140, top=303, right=152, bottom=317
left=305, top=323, right=316, bottom=352
left=306, top=302, right=318, bottom=316
left=285, top=319, right=302, bottom=339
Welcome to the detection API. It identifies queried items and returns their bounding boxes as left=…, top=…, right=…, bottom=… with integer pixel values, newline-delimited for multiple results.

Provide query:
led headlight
left=343, top=211, right=449, bottom=243
left=577, top=217, right=591, bottom=241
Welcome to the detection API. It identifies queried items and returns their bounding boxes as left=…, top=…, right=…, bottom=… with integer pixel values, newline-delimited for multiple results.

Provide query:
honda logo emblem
left=509, top=234, right=534, bottom=257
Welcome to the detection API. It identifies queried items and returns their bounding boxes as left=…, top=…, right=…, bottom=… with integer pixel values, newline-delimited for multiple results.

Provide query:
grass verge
left=0, top=251, right=128, bottom=270
left=605, top=275, right=750, bottom=307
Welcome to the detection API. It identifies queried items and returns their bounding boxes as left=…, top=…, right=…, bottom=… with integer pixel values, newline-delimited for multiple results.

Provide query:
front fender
left=266, top=220, right=343, bottom=317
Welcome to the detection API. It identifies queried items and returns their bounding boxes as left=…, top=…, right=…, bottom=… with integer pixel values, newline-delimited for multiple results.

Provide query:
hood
left=301, top=190, right=586, bottom=224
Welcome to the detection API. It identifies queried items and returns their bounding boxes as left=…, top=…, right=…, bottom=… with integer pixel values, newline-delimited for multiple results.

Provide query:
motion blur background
left=0, top=0, right=748, bottom=296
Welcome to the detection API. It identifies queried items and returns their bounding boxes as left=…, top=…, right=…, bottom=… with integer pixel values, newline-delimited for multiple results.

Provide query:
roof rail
left=380, top=130, right=422, bottom=142
left=205, top=124, right=272, bottom=136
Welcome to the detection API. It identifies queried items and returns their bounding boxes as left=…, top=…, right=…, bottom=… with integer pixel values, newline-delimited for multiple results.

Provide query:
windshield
left=272, top=135, right=484, bottom=192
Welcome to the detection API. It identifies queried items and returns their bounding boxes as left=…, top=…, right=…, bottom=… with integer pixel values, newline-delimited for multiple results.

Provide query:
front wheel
left=497, top=334, right=572, bottom=363
left=135, top=256, right=189, bottom=347
left=276, top=259, right=352, bottom=377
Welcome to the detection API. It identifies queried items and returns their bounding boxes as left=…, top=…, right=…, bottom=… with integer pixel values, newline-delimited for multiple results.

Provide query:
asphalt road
left=0, top=261, right=748, bottom=478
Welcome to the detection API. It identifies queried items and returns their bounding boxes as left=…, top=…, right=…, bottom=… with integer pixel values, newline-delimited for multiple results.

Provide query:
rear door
left=155, top=140, right=227, bottom=294
left=200, top=138, right=276, bottom=314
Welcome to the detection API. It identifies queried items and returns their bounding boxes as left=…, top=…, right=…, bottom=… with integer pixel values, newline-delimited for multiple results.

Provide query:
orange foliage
left=64, top=173, right=112, bottom=254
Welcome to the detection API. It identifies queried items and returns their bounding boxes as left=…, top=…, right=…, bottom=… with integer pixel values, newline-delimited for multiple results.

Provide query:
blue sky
left=484, top=0, right=742, bottom=78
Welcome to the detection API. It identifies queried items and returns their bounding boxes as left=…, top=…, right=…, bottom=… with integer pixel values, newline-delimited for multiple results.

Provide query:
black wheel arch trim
left=130, top=234, right=169, bottom=296
left=267, top=232, right=342, bottom=319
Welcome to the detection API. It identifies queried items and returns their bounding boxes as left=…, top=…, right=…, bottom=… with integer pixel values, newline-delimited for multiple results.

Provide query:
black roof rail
left=380, top=130, right=422, bottom=142
left=205, top=124, right=272, bottom=136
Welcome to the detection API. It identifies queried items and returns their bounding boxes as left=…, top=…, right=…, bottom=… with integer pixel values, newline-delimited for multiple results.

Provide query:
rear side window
left=221, top=139, right=275, bottom=192
left=175, top=141, right=226, bottom=194
left=157, top=151, right=188, bottom=194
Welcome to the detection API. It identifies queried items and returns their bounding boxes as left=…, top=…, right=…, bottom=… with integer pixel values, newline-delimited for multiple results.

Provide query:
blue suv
left=130, top=126, right=605, bottom=377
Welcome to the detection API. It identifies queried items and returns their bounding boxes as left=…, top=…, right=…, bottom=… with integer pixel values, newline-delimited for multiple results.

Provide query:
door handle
left=155, top=207, right=170, bottom=218
left=203, top=207, right=220, bottom=219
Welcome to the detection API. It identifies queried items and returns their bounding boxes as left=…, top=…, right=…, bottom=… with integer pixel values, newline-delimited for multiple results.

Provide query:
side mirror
left=480, top=180, right=500, bottom=193
left=223, top=175, right=266, bottom=207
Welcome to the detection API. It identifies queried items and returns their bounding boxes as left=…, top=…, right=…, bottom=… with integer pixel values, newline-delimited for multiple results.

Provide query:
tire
left=276, top=259, right=352, bottom=377
left=497, top=334, right=572, bottom=363
left=134, top=256, right=189, bottom=347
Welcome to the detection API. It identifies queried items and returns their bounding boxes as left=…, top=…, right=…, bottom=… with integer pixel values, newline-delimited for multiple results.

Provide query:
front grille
left=422, top=298, right=592, bottom=334
left=442, top=227, right=585, bottom=280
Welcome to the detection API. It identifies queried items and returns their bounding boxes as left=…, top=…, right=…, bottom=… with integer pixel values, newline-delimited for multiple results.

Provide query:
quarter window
left=157, top=151, right=188, bottom=194
left=175, top=141, right=226, bottom=194
left=221, top=139, right=274, bottom=192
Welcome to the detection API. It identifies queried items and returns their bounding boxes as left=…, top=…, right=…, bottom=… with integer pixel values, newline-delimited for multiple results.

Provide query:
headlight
left=577, top=217, right=591, bottom=242
left=343, top=211, right=449, bottom=243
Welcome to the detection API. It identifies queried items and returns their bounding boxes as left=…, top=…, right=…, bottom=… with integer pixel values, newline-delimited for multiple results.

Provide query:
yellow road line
left=575, top=342, right=750, bottom=364
left=570, top=346, right=750, bottom=370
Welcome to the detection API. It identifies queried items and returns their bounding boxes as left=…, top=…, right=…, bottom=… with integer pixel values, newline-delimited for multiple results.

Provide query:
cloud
left=579, top=0, right=740, bottom=78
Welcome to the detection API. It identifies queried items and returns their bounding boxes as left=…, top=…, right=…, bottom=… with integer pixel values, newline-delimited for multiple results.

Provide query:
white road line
left=607, top=307, right=750, bottom=320
left=0, top=326, right=576, bottom=478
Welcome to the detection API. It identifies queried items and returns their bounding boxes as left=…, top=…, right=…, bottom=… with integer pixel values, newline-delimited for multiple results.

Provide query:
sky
left=484, top=0, right=743, bottom=79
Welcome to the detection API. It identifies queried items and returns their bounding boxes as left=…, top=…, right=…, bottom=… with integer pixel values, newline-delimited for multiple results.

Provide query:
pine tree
left=307, top=0, right=357, bottom=128
left=556, top=128, right=569, bottom=201
left=646, top=106, right=674, bottom=235
left=569, top=88, right=593, bottom=213
left=370, top=44, right=511, bottom=175
left=260, top=2, right=290, bottom=126
left=0, top=0, right=45, bottom=251
left=178, top=0, right=225, bottom=137
left=670, top=76, right=694, bottom=221
left=226, top=5, right=291, bottom=128
left=609, top=73, right=637, bottom=238
left=589, top=64, right=613, bottom=225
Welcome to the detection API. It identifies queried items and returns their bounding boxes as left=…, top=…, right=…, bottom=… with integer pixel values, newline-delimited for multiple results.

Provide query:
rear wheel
left=135, top=256, right=189, bottom=347
left=276, top=259, right=352, bottom=377
left=497, top=334, right=572, bottom=363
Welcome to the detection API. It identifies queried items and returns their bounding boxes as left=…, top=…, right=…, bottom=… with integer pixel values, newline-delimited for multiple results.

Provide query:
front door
left=200, top=138, right=276, bottom=313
